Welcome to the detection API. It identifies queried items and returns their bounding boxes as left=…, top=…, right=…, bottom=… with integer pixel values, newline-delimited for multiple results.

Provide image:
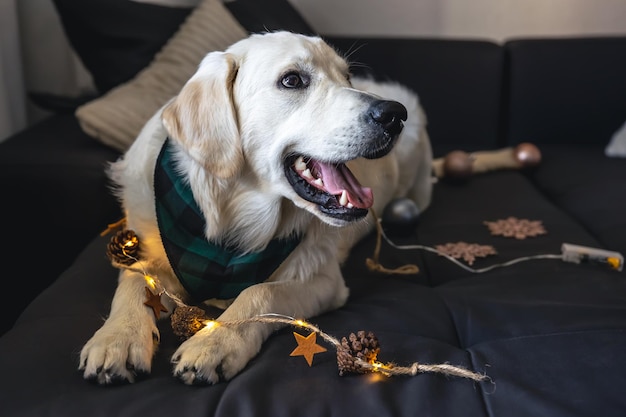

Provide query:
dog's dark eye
left=281, top=72, right=308, bottom=89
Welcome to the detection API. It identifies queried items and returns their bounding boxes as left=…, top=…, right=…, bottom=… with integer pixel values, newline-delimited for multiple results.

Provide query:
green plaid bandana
left=154, top=139, right=301, bottom=301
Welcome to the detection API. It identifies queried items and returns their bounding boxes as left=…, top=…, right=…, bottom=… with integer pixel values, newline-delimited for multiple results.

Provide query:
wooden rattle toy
left=432, top=142, right=541, bottom=180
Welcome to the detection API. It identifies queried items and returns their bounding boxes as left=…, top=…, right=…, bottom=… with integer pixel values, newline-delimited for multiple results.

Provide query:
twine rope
left=366, top=209, right=420, bottom=275
left=104, top=219, right=491, bottom=384
left=218, top=313, right=490, bottom=382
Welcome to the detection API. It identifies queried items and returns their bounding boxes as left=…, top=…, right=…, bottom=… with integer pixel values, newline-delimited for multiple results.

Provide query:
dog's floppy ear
left=162, top=52, right=242, bottom=179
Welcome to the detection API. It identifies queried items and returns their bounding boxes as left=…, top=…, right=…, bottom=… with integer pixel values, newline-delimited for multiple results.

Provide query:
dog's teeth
left=314, top=178, right=324, bottom=187
left=339, top=190, right=348, bottom=206
left=347, top=202, right=354, bottom=209
left=295, top=157, right=307, bottom=171
left=302, top=168, right=313, bottom=179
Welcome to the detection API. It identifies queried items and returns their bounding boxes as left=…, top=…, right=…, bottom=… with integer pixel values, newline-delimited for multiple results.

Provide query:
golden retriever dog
left=79, top=31, right=432, bottom=385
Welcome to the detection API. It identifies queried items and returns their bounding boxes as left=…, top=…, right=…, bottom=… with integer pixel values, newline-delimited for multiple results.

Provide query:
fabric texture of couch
left=1, top=1, right=626, bottom=416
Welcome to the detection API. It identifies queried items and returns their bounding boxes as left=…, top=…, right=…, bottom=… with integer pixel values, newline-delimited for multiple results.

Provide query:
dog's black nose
left=368, top=100, right=408, bottom=137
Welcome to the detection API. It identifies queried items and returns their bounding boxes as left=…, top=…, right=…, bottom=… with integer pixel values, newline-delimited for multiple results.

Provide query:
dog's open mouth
left=284, top=155, right=372, bottom=221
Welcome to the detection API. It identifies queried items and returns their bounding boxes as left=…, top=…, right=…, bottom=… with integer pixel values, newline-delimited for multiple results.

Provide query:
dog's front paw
left=171, top=324, right=259, bottom=385
left=79, top=318, right=159, bottom=385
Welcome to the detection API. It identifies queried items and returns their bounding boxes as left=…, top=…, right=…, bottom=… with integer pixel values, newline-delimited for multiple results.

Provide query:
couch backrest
left=502, top=37, right=626, bottom=146
left=326, top=37, right=505, bottom=155
left=328, top=36, right=626, bottom=153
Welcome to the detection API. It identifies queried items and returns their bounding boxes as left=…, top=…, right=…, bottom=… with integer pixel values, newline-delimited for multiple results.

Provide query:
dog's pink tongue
left=317, top=162, right=373, bottom=209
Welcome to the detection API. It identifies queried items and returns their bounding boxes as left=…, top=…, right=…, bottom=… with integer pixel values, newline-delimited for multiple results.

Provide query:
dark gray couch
left=1, top=1, right=626, bottom=416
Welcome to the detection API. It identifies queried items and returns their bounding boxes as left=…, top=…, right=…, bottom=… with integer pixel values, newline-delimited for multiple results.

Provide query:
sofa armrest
left=0, top=114, right=122, bottom=334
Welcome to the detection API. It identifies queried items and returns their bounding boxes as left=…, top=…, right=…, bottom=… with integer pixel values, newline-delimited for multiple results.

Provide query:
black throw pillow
left=53, top=0, right=194, bottom=95
left=223, top=0, right=316, bottom=35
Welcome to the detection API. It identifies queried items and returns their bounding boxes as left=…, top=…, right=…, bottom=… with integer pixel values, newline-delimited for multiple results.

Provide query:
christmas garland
left=103, top=220, right=492, bottom=384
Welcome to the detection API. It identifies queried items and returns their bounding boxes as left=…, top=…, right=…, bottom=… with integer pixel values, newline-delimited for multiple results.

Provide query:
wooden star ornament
left=290, top=331, right=327, bottom=366
left=144, top=286, right=168, bottom=319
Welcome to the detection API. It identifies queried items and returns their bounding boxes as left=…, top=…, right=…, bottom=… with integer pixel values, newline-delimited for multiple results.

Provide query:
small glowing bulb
left=144, top=275, right=157, bottom=289
left=124, top=237, right=138, bottom=248
left=294, top=320, right=307, bottom=327
left=371, top=361, right=390, bottom=372
left=367, top=372, right=386, bottom=383
left=204, top=320, right=220, bottom=330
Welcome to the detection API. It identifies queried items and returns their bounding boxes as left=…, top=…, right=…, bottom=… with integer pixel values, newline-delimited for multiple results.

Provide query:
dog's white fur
left=79, top=31, right=432, bottom=385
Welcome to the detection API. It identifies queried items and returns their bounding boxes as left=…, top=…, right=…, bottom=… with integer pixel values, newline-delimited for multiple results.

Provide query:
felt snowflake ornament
left=484, top=216, right=547, bottom=239
left=435, top=241, right=497, bottom=265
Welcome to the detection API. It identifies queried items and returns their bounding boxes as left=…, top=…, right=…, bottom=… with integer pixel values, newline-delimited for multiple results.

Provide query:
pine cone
left=337, top=330, right=380, bottom=376
left=170, top=306, right=209, bottom=340
left=107, top=229, right=141, bottom=266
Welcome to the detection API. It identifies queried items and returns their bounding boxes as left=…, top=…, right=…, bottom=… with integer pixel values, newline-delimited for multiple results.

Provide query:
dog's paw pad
left=83, top=362, right=150, bottom=386
left=85, top=372, right=131, bottom=386
left=79, top=356, right=151, bottom=386
left=170, top=323, right=260, bottom=385
left=82, top=368, right=133, bottom=386
left=174, top=366, right=215, bottom=386
left=79, top=318, right=158, bottom=385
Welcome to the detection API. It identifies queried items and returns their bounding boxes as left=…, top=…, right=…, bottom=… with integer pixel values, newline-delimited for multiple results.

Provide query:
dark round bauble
left=514, top=142, right=542, bottom=167
left=381, top=197, right=421, bottom=237
left=443, top=150, right=473, bottom=180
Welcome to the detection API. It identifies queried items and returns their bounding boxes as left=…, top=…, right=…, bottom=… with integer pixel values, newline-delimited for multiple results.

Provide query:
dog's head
left=162, top=31, right=407, bottom=227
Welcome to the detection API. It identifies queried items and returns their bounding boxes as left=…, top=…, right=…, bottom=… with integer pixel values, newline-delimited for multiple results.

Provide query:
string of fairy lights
left=105, top=218, right=491, bottom=384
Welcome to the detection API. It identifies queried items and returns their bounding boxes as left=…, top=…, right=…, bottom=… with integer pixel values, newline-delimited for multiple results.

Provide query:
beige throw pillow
left=76, top=0, right=247, bottom=152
